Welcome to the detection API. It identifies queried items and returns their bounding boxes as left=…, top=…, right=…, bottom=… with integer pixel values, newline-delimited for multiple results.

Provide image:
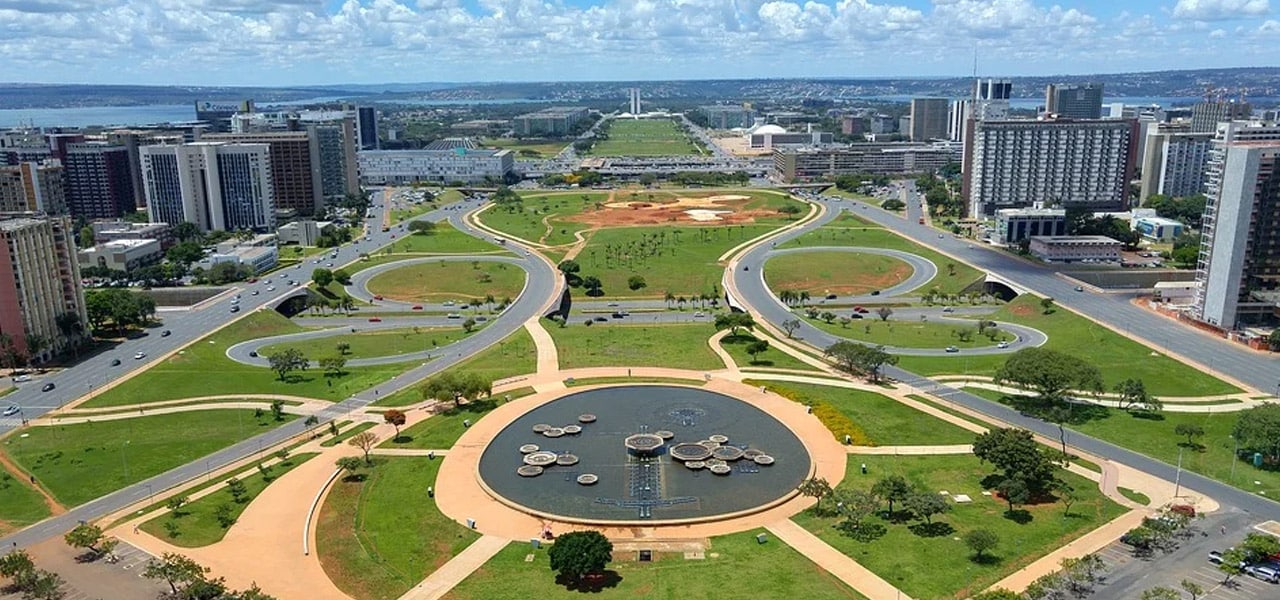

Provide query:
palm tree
left=664, top=291, right=675, bottom=308
left=339, top=295, right=355, bottom=315
left=798, top=291, right=810, bottom=307
left=677, top=296, right=687, bottom=310
left=55, top=312, right=83, bottom=358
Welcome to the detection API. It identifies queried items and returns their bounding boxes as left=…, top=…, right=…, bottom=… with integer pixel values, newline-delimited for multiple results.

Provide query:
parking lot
left=1178, top=562, right=1277, bottom=600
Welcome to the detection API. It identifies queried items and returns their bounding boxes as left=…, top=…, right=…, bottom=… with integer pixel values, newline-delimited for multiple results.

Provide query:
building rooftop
left=95, top=239, right=156, bottom=250
left=997, top=208, right=1066, bottom=217
left=1029, top=235, right=1122, bottom=244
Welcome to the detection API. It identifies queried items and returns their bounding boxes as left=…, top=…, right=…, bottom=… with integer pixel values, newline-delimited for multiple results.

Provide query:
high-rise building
left=948, top=99, right=971, bottom=142
left=628, top=89, right=641, bottom=115
left=962, top=118, right=1138, bottom=217
left=772, top=143, right=962, bottom=182
left=202, top=131, right=323, bottom=216
left=972, top=78, right=1012, bottom=121
left=63, top=143, right=135, bottom=219
left=140, top=142, right=275, bottom=232
left=0, top=162, right=65, bottom=214
left=0, top=213, right=88, bottom=363
left=909, top=98, right=950, bottom=142
left=1138, top=123, right=1213, bottom=200
left=1193, top=123, right=1280, bottom=328
left=356, top=106, right=378, bottom=150
left=1190, top=100, right=1252, bottom=133
left=697, top=105, right=755, bottom=129
left=104, top=130, right=185, bottom=209
left=1044, top=83, right=1104, bottom=119
left=309, top=119, right=361, bottom=201
left=195, top=100, right=254, bottom=133
left=512, top=107, right=590, bottom=137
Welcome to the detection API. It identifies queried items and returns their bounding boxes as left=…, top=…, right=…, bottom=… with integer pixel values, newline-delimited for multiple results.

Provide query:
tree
left=1139, top=587, right=1181, bottom=600
left=226, top=477, right=249, bottom=503
left=266, top=348, right=308, bottom=381
left=819, top=311, right=837, bottom=324
left=407, top=220, right=437, bottom=234
left=964, top=529, right=999, bottom=560
left=63, top=523, right=106, bottom=557
left=833, top=488, right=880, bottom=530
left=781, top=319, right=801, bottom=338
left=1218, top=547, right=1248, bottom=583
left=1115, top=378, right=1161, bottom=413
left=1181, top=579, right=1205, bottom=600
left=270, top=399, right=285, bottom=421
left=1040, top=297, right=1055, bottom=314
left=996, top=477, right=1030, bottom=513
left=871, top=475, right=911, bottom=516
left=19, top=569, right=64, bottom=600
left=421, top=371, right=492, bottom=407
left=143, top=552, right=210, bottom=595
left=462, top=317, right=477, bottom=333
left=745, top=339, right=769, bottom=363
left=1240, top=531, right=1280, bottom=562
left=349, top=431, right=379, bottom=463
left=973, top=427, right=1058, bottom=493
left=166, top=494, right=190, bottom=516
left=824, top=341, right=898, bottom=383
left=970, top=591, right=1021, bottom=600
left=319, top=355, right=347, bottom=377
left=384, top=409, right=407, bottom=439
left=1232, top=403, right=1280, bottom=462
left=548, top=530, right=613, bottom=582
left=582, top=275, right=604, bottom=296
left=1270, top=329, right=1280, bottom=351
left=1175, top=423, right=1205, bottom=448
left=333, top=270, right=352, bottom=285
left=311, top=268, right=334, bottom=288
left=993, top=347, right=1103, bottom=404
left=335, top=456, right=365, bottom=480
left=904, top=491, right=948, bottom=525
left=336, top=341, right=351, bottom=356
left=797, top=477, right=833, bottom=513
left=166, top=241, right=205, bottom=265
left=876, top=306, right=893, bottom=321
left=713, top=312, right=755, bottom=336
left=0, top=549, right=35, bottom=579
left=627, top=275, right=647, bottom=291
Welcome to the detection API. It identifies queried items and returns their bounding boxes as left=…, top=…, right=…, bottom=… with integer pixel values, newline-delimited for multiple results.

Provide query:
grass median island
left=139, top=452, right=318, bottom=547
left=780, top=227, right=982, bottom=296
left=2, top=410, right=297, bottom=507
left=767, top=251, right=913, bottom=297
left=719, top=333, right=823, bottom=372
left=442, top=529, right=865, bottom=600
left=0, top=472, right=52, bottom=535
left=548, top=323, right=724, bottom=370
left=580, top=224, right=777, bottom=298
left=81, top=311, right=422, bottom=407
left=365, top=260, right=525, bottom=304
left=372, top=328, right=537, bottom=407
left=803, top=315, right=1014, bottom=349
left=386, top=224, right=511, bottom=255
left=962, top=387, right=1280, bottom=498
left=259, top=327, right=474, bottom=361
left=896, top=295, right=1239, bottom=397
left=587, top=119, right=702, bottom=156
left=317, top=457, right=480, bottom=600
left=747, top=380, right=976, bottom=445
left=478, top=192, right=606, bottom=246
left=792, top=454, right=1125, bottom=600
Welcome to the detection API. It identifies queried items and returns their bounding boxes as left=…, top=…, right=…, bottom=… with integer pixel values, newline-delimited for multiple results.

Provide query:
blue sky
left=0, top=0, right=1276, bottom=85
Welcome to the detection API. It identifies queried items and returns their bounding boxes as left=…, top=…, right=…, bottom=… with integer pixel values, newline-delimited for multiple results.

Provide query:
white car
left=12, top=375, right=31, bottom=383
left=2, top=405, right=19, bottom=417
left=134, top=352, right=146, bottom=360
left=266, top=286, right=276, bottom=292
left=997, top=341, right=1010, bottom=349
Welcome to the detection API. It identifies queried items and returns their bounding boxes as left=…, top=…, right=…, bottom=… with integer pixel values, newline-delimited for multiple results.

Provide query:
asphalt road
left=0, top=191, right=560, bottom=549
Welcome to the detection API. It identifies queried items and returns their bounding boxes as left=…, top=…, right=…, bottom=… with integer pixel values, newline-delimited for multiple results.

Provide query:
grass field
left=0, top=472, right=51, bottom=535
left=548, top=323, right=725, bottom=370
left=780, top=227, right=983, bottom=296
left=477, top=192, right=606, bottom=246
left=373, top=328, right=538, bottom=407
left=81, top=311, right=422, bottom=407
left=802, top=315, right=1014, bottom=349
left=442, top=529, right=865, bottom=600
left=139, top=453, right=317, bottom=547
left=385, top=224, right=510, bottom=255
left=719, top=333, right=822, bottom=371
left=365, top=261, right=525, bottom=303
left=766, top=251, right=913, bottom=296
left=377, top=389, right=536, bottom=449
left=587, top=119, right=702, bottom=156
left=317, top=457, right=480, bottom=600
left=482, top=138, right=568, bottom=159
left=964, top=387, right=1280, bottom=498
left=2, top=410, right=296, bottom=507
left=748, top=380, right=977, bottom=445
left=259, top=327, right=473, bottom=361
left=793, top=455, right=1126, bottom=599
left=578, top=224, right=777, bottom=298
left=896, top=295, right=1239, bottom=396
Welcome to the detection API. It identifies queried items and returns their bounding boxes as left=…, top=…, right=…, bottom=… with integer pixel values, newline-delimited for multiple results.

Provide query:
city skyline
left=0, top=0, right=1277, bottom=86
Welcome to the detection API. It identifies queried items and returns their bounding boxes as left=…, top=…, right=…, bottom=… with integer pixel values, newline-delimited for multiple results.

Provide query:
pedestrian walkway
left=524, top=321, right=559, bottom=375
left=395, top=535, right=507, bottom=600
left=984, top=510, right=1147, bottom=595
left=370, top=448, right=449, bottom=457
left=706, top=329, right=739, bottom=373
left=845, top=444, right=972, bottom=455
left=765, top=519, right=913, bottom=600
left=944, top=379, right=1259, bottom=413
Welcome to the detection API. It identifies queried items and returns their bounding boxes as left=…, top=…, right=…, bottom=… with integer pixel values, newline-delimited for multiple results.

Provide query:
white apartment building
left=1138, top=123, right=1213, bottom=200
left=357, top=148, right=514, bottom=185
left=140, top=142, right=275, bottom=233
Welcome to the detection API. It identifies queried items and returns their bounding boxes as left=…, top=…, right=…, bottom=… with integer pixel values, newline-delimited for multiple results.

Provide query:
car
left=368, top=317, right=382, bottom=323
left=264, top=279, right=271, bottom=285
left=12, top=375, right=31, bottom=383
left=373, top=295, right=383, bottom=301
left=230, top=306, right=240, bottom=313
left=325, top=263, right=334, bottom=268
left=1074, top=286, right=1084, bottom=292
left=249, top=351, right=258, bottom=358
left=447, top=313, right=462, bottom=319
left=869, top=290, right=881, bottom=296
left=694, top=312, right=704, bottom=318
left=607, top=302, right=619, bottom=307
left=411, top=305, right=423, bottom=310
left=849, top=313, right=863, bottom=319
left=443, top=300, right=456, bottom=307
left=594, top=316, right=608, bottom=322
left=231, top=298, right=240, bottom=305
left=295, top=264, right=302, bottom=269
left=1246, top=565, right=1280, bottom=583
left=110, top=358, right=121, bottom=366
left=291, top=281, right=300, bottom=286
left=942, top=306, right=954, bottom=313
left=161, top=330, right=171, bottom=337
left=251, top=290, right=259, bottom=296
left=266, top=286, right=276, bottom=292
left=854, top=306, right=869, bottom=314
left=938, top=234, right=944, bottom=238
left=2, top=405, right=18, bottom=417
left=945, top=346, right=960, bottom=353
left=611, top=312, right=626, bottom=319
left=134, top=352, right=146, bottom=360
left=997, top=341, right=1010, bottom=349
left=743, top=265, right=749, bottom=271
left=41, top=382, right=55, bottom=392
left=825, top=294, right=837, bottom=300
left=476, top=316, right=488, bottom=322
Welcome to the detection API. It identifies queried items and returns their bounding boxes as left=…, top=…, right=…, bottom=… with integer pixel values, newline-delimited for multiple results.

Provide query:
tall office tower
left=356, top=106, right=379, bottom=150
left=628, top=88, right=641, bottom=114
left=202, top=131, right=322, bottom=215
left=1044, top=83, right=1104, bottom=119
left=948, top=99, right=972, bottom=142
left=0, top=162, right=65, bottom=214
left=45, top=133, right=85, bottom=162
left=62, top=143, right=135, bottom=219
left=104, top=130, right=181, bottom=209
left=309, top=117, right=360, bottom=201
left=962, top=117, right=1137, bottom=218
left=1138, top=123, right=1213, bottom=200
left=140, top=142, right=275, bottom=232
left=1191, top=100, right=1253, bottom=133
left=0, top=213, right=88, bottom=363
left=909, top=98, right=950, bottom=141
left=971, top=78, right=1012, bottom=121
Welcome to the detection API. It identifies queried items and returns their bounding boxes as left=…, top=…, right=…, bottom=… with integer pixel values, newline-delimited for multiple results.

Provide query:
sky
left=0, top=0, right=1277, bottom=85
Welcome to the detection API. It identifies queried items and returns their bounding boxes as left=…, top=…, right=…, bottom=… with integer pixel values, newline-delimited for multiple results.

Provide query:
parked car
left=1246, top=565, right=1280, bottom=583
left=945, top=346, right=960, bottom=353
left=12, top=375, right=31, bottom=382
left=41, top=383, right=55, bottom=392
left=1074, top=286, right=1084, bottom=292
left=447, top=313, right=462, bottom=319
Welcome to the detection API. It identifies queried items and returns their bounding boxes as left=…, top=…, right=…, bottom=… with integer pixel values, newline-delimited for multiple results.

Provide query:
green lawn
left=386, top=224, right=511, bottom=255
left=578, top=224, right=776, bottom=298
left=792, top=455, right=1126, bottom=600
left=482, top=138, right=568, bottom=159
left=964, top=387, right=1280, bottom=499
left=767, top=251, right=914, bottom=297
left=372, top=328, right=538, bottom=407
left=317, top=457, right=480, bottom=600
left=82, top=311, right=422, bottom=407
left=139, top=452, right=317, bottom=547
left=803, top=314, right=1014, bottom=349
left=548, top=323, right=725, bottom=371
left=477, top=192, right=606, bottom=246
left=382, top=399, right=498, bottom=451
left=259, top=327, right=473, bottom=361
left=896, top=295, right=1239, bottom=396
left=320, top=422, right=377, bottom=447
left=0, top=472, right=51, bottom=534
left=2, top=410, right=296, bottom=507
left=718, top=333, right=823, bottom=372
left=587, top=119, right=702, bottom=156
left=443, top=529, right=865, bottom=600
left=365, top=261, right=525, bottom=303
left=780, top=227, right=983, bottom=296
left=748, top=380, right=976, bottom=445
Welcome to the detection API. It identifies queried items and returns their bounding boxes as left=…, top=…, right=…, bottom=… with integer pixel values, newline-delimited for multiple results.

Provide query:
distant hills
left=3, top=67, right=1278, bottom=110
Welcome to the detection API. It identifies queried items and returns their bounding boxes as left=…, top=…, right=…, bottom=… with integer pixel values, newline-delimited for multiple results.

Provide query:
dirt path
left=0, top=448, right=65, bottom=516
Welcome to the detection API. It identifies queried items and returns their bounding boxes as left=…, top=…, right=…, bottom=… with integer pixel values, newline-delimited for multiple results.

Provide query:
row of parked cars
left=1209, top=549, right=1280, bottom=583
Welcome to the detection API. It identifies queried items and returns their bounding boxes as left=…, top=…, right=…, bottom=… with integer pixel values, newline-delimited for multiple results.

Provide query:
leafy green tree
left=964, top=529, right=999, bottom=560
left=166, top=241, right=204, bottom=265
left=166, top=495, right=190, bottom=516
left=270, top=399, right=285, bottom=421
left=335, top=341, right=351, bottom=355
left=266, top=348, right=308, bottom=381
left=973, top=427, right=1058, bottom=493
left=407, top=220, right=436, bottom=234
left=1175, top=423, right=1205, bottom=448
left=1270, top=329, right=1280, bottom=351
left=421, top=371, right=492, bottom=407
left=462, top=317, right=477, bottom=333
left=876, top=306, right=893, bottom=321
left=627, top=275, right=647, bottom=291
left=173, top=222, right=202, bottom=243
left=904, top=491, right=948, bottom=525
left=970, top=590, right=1021, bottom=600
left=996, top=478, right=1030, bottom=513
left=548, top=531, right=613, bottom=582
left=713, top=312, right=755, bottom=336
left=994, top=347, right=1103, bottom=404
left=833, top=488, right=880, bottom=530
left=871, top=475, right=912, bottom=516
left=1115, top=378, right=1161, bottom=413
left=226, top=477, right=249, bottom=503
left=78, top=225, right=95, bottom=249
left=1039, top=297, right=1055, bottom=314
left=143, top=552, right=209, bottom=595
left=335, top=456, right=365, bottom=480
left=1139, top=587, right=1181, bottom=600
left=20, top=568, right=64, bottom=600
left=745, top=339, right=769, bottom=363
left=63, top=523, right=106, bottom=556
left=1180, top=579, right=1205, bottom=600
left=319, top=355, right=347, bottom=377
left=1218, top=547, right=1248, bottom=583
left=824, top=341, right=897, bottom=383
left=311, top=268, right=334, bottom=288
left=582, top=275, right=604, bottom=296
left=1232, top=403, right=1280, bottom=462
left=0, top=549, right=35, bottom=579
left=797, top=477, right=833, bottom=513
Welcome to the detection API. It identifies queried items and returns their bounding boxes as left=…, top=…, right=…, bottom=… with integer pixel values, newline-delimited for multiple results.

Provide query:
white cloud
left=1172, top=0, right=1269, bottom=21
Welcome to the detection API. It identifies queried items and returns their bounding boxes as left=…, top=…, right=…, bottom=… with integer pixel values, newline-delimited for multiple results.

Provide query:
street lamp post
left=1230, top=435, right=1240, bottom=483
left=1174, top=446, right=1184, bottom=498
